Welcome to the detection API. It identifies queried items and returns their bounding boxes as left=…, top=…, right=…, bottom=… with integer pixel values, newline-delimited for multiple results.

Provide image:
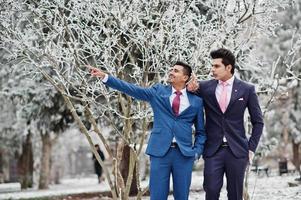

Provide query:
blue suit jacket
left=105, top=76, right=206, bottom=158
left=195, top=78, right=264, bottom=158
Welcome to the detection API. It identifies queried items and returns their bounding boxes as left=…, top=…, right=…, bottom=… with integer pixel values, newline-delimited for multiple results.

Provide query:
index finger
left=191, top=73, right=197, bottom=81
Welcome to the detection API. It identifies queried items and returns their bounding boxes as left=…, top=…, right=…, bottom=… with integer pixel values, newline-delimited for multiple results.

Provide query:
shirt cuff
left=195, top=153, right=199, bottom=161
left=102, top=74, right=109, bottom=83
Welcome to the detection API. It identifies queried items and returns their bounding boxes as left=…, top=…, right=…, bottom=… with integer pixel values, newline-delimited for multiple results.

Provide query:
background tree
left=257, top=0, right=301, bottom=181
left=0, top=52, right=29, bottom=186
left=1, top=68, right=74, bottom=189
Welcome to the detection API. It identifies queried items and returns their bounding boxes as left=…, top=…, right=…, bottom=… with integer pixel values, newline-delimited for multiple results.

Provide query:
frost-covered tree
left=0, top=97, right=21, bottom=183
left=1, top=43, right=74, bottom=188
left=258, top=0, right=301, bottom=180
left=0, top=52, right=27, bottom=184
left=0, top=0, right=294, bottom=198
left=1, top=63, right=73, bottom=189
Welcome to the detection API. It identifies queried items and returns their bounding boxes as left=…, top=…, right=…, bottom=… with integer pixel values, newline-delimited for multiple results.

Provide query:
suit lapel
left=163, top=85, right=174, bottom=114
left=178, top=92, right=193, bottom=116
left=226, top=77, right=242, bottom=112
left=163, top=85, right=194, bottom=117
left=208, top=80, right=221, bottom=113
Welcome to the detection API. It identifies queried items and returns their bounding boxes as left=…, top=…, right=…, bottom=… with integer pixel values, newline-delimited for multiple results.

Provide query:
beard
left=167, top=76, right=174, bottom=83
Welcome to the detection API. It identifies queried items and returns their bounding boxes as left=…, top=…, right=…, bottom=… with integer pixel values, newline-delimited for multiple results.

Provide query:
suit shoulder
left=150, top=83, right=170, bottom=94
left=154, top=83, right=169, bottom=90
left=237, top=79, right=255, bottom=89
left=189, top=93, right=204, bottom=106
left=190, top=93, right=203, bottom=100
left=150, top=83, right=163, bottom=89
left=197, top=79, right=216, bottom=94
left=199, top=79, right=213, bottom=85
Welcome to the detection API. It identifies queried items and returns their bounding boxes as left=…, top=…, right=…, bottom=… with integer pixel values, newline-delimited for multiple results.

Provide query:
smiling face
left=211, top=58, right=233, bottom=81
left=167, top=65, right=189, bottom=86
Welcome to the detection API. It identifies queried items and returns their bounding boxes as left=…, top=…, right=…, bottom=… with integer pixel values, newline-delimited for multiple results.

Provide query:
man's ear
left=184, top=75, right=190, bottom=83
left=226, top=64, right=232, bottom=72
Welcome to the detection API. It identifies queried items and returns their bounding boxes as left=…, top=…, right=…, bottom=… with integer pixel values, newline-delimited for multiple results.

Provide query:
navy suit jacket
left=195, top=78, right=264, bottom=158
left=105, top=75, right=206, bottom=158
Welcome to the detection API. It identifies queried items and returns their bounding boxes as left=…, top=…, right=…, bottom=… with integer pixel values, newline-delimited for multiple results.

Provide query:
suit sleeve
left=193, top=81, right=204, bottom=98
left=247, top=85, right=264, bottom=152
left=104, top=75, right=156, bottom=102
left=194, top=98, right=207, bottom=157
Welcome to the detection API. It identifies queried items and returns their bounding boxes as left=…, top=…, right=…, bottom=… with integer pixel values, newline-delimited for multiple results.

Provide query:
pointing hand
left=86, top=65, right=107, bottom=79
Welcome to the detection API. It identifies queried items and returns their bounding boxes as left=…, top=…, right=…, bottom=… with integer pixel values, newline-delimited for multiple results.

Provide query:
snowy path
left=0, top=171, right=300, bottom=200
left=0, top=176, right=108, bottom=200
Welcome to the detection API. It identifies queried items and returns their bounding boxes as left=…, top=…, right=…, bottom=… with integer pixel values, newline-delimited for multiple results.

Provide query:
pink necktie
left=219, top=82, right=228, bottom=113
left=172, top=91, right=182, bottom=116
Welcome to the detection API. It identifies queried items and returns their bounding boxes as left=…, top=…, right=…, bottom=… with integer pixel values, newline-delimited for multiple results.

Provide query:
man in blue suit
left=188, top=48, right=264, bottom=200
left=88, top=62, right=206, bottom=200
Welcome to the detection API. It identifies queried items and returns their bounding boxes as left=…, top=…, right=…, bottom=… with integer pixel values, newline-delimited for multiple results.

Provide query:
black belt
left=170, top=142, right=178, bottom=148
left=220, top=142, right=229, bottom=147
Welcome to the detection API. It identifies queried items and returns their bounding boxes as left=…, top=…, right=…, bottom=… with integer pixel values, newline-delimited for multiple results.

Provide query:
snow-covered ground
left=0, top=171, right=300, bottom=200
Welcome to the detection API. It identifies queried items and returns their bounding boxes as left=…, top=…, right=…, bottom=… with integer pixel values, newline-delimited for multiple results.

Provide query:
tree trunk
left=39, top=132, right=52, bottom=189
left=243, top=166, right=250, bottom=200
left=120, top=145, right=138, bottom=196
left=0, top=149, right=4, bottom=183
left=280, top=126, right=290, bottom=158
left=292, top=141, right=301, bottom=179
left=17, top=132, right=34, bottom=189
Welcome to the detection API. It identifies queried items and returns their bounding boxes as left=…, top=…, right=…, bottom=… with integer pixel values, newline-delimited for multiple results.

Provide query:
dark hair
left=173, top=61, right=192, bottom=79
left=210, top=48, right=236, bottom=74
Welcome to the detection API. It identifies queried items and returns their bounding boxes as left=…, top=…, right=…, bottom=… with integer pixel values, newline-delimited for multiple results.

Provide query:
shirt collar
left=172, top=87, right=187, bottom=96
left=219, top=75, right=235, bottom=86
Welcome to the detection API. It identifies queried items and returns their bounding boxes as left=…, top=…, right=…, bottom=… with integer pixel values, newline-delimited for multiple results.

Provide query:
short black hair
left=210, top=48, right=236, bottom=74
left=173, top=61, right=192, bottom=79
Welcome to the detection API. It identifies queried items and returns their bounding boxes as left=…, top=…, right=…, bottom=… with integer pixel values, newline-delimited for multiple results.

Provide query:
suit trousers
left=149, top=147, right=194, bottom=200
left=203, top=146, right=248, bottom=200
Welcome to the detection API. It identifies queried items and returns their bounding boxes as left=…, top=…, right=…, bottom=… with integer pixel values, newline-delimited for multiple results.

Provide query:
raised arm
left=187, top=74, right=205, bottom=99
left=186, top=74, right=199, bottom=92
left=88, top=65, right=156, bottom=101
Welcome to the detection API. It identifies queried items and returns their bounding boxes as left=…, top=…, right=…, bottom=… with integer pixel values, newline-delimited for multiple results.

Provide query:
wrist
left=195, top=153, right=199, bottom=160
left=101, top=74, right=109, bottom=83
left=99, top=74, right=105, bottom=79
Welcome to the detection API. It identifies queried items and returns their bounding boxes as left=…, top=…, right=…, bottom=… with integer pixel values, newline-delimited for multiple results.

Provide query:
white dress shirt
left=170, top=87, right=190, bottom=142
left=215, top=75, right=234, bottom=108
left=102, top=74, right=109, bottom=83
left=169, top=87, right=190, bottom=114
left=215, top=75, right=234, bottom=142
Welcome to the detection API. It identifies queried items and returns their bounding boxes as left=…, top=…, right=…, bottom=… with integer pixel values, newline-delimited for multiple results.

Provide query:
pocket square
left=238, top=98, right=244, bottom=101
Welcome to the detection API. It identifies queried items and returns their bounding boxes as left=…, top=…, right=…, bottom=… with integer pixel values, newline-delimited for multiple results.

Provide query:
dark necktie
left=172, top=91, right=182, bottom=116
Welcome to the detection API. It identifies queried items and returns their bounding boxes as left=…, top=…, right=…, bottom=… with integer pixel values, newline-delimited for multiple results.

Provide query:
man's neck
left=171, top=83, right=186, bottom=91
left=220, top=75, right=234, bottom=82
